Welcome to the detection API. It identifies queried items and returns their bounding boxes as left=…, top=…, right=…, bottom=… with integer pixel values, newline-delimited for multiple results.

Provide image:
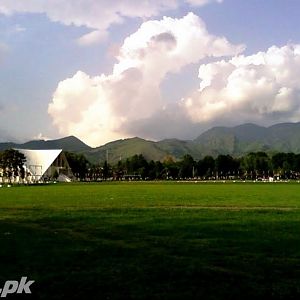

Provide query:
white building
left=16, top=149, right=73, bottom=183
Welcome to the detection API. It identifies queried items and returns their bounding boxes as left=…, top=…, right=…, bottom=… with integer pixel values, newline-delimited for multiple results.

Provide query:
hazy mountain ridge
left=2, top=123, right=300, bottom=164
left=194, top=123, right=300, bottom=154
left=0, top=136, right=91, bottom=152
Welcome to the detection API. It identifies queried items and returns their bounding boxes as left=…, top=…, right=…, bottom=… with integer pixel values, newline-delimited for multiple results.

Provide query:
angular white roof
left=17, top=149, right=62, bottom=176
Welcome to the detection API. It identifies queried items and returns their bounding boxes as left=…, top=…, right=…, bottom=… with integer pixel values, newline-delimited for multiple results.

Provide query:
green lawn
left=0, top=182, right=300, bottom=299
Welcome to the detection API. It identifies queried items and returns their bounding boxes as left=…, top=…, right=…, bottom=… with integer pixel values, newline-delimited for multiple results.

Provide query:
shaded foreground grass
left=0, top=182, right=300, bottom=299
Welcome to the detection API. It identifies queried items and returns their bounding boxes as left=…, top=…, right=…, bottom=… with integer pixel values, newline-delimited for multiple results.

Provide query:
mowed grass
left=0, top=182, right=300, bottom=299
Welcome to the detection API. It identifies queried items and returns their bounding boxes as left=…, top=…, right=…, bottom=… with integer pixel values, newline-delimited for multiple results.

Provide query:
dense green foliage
left=0, top=149, right=26, bottom=181
left=89, top=152, right=300, bottom=181
left=2, top=148, right=300, bottom=182
left=65, top=151, right=90, bottom=180
left=0, top=182, right=300, bottom=299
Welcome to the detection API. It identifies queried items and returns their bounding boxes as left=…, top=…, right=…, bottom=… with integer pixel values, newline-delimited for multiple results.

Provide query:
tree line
left=2, top=149, right=300, bottom=182
left=67, top=151, right=300, bottom=181
left=0, top=149, right=27, bottom=182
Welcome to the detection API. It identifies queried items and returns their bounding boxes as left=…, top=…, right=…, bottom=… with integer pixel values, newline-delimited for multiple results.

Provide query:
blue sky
left=0, top=0, right=300, bottom=146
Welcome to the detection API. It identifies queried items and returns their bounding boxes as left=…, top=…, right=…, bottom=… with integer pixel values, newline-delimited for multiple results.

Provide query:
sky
left=1, top=0, right=300, bottom=147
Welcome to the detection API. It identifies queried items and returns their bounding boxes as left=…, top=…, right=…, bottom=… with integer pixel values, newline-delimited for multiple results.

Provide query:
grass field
left=0, top=182, right=300, bottom=299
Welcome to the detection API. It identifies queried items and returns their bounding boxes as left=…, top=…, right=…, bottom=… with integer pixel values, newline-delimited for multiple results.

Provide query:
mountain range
left=2, top=122, right=300, bottom=164
left=0, top=135, right=91, bottom=153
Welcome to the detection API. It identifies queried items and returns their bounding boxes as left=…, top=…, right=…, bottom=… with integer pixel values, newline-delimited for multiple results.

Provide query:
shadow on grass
left=0, top=209, right=300, bottom=299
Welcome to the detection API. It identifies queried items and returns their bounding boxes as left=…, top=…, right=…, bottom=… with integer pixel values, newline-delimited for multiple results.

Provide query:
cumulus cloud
left=48, top=13, right=243, bottom=146
left=183, top=44, right=300, bottom=125
left=32, top=133, right=51, bottom=141
left=0, top=0, right=223, bottom=46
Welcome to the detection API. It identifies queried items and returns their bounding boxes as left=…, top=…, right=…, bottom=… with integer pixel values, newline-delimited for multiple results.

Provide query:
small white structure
left=17, top=149, right=73, bottom=182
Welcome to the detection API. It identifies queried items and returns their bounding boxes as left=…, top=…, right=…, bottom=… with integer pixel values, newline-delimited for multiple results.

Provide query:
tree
left=163, top=156, right=179, bottom=180
left=125, top=154, right=149, bottom=179
left=0, top=149, right=26, bottom=183
left=148, top=160, right=157, bottom=180
left=113, top=160, right=125, bottom=180
left=215, top=155, right=236, bottom=179
left=241, top=153, right=255, bottom=179
left=65, top=152, right=89, bottom=180
left=294, top=154, right=300, bottom=174
left=271, top=152, right=298, bottom=179
left=102, top=161, right=110, bottom=180
left=271, top=153, right=285, bottom=173
left=241, top=152, right=270, bottom=179
left=255, top=152, right=271, bottom=177
left=197, top=156, right=215, bottom=179
left=148, top=160, right=164, bottom=180
left=179, top=154, right=195, bottom=179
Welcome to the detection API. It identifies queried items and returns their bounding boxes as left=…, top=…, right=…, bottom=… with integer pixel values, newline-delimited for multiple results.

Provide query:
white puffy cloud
left=183, top=44, right=300, bottom=125
left=77, top=30, right=108, bottom=46
left=48, top=71, right=123, bottom=145
left=33, top=133, right=51, bottom=141
left=0, top=0, right=223, bottom=46
left=48, top=13, right=243, bottom=146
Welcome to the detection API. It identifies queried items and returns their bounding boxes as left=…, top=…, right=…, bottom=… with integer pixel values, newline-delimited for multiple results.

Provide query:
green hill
left=0, top=136, right=91, bottom=152
left=156, top=139, right=204, bottom=160
left=84, top=137, right=168, bottom=164
left=194, top=122, right=300, bottom=155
